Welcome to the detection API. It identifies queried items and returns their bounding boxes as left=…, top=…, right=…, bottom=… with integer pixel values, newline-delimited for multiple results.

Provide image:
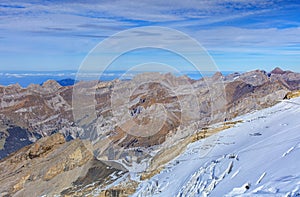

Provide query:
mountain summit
left=271, top=67, right=286, bottom=74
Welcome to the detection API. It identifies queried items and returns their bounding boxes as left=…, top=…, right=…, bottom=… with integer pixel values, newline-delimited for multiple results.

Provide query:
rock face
left=0, top=126, right=42, bottom=159
left=269, top=68, right=300, bottom=90
left=0, top=133, right=126, bottom=197
left=0, top=81, right=78, bottom=159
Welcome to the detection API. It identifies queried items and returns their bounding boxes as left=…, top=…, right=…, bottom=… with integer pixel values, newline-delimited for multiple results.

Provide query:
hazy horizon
left=0, top=70, right=235, bottom=87
left=0, top=67, right=296, bottom=87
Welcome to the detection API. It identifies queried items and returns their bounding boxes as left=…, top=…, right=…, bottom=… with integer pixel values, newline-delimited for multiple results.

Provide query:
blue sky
left=0, top=0, right=299, bottom=72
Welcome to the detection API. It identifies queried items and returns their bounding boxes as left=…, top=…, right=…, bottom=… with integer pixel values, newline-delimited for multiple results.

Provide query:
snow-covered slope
left=133, top=97, right=300, bottom=197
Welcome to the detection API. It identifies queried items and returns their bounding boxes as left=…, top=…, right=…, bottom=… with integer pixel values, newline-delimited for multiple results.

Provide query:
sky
left=0, top=0, right=300, bottom=72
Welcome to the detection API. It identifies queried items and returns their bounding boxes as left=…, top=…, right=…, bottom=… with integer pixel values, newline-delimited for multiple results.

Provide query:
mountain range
left=0, top=67, right=300, bottom=196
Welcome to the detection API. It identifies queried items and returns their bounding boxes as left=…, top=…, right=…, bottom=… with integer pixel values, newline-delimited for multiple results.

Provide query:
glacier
left=133, top=97, right=300, bottom=196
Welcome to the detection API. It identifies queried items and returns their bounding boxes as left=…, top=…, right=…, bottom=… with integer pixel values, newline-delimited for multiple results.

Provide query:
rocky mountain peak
left=212, top=71, right=223, bottom=80
left=42, top=79, right=62, bottom=91
left=271, top=67, right=285, bottom=74
left=8, top=83, right=22, bottom=89
left=4, top=83, right=22, bottom=93
left=237, top=69, right=269, bottom=86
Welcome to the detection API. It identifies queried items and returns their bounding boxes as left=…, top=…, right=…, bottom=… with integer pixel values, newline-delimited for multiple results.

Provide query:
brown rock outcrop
left=0, top=133, right=126, bottom=197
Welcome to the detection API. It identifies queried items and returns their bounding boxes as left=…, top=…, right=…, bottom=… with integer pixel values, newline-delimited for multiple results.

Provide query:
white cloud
left=0, top=0, right=286, bottom=27
left=190, top=27, right=300, bottom=52
left=0, top=0, right=299, bottom=71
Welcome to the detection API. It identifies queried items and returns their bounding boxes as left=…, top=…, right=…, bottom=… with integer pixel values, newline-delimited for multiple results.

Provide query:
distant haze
left=0, top=70, right=236, bottom=87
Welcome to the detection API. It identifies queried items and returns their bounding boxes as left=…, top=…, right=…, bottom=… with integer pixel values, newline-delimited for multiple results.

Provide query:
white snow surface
left=132, top=97, right=300, bottom=197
